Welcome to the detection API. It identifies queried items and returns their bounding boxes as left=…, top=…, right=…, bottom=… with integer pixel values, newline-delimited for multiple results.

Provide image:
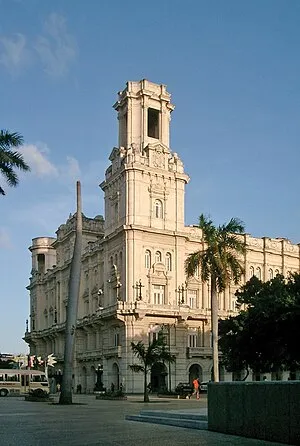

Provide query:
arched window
left=269, top=268, right=273, bottom=280
left=249, top=266, right=254, bottom=278
left=154, top=199, right=163, bottom=218
left=256, top=267, right=261, bottom=280
left=166, top=252, right=172, bottom=271
left=155, top=251, right=162, bottom=263
left=145, top=250, right=151, bottom=269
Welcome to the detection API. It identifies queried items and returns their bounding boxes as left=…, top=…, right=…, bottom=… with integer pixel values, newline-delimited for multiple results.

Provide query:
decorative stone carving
left=168, top=152, right=184, bottom=173
left=119, top=147, right=127, bottom=158
left=153, top=148, right=165, bottom=168
left=248, top=237, right=264, bottom=248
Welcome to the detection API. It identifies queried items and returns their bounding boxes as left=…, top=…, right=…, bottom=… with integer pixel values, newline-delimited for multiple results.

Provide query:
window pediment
left=186, top=276, right=201, bottom=285
left=154, top=261, right=165, bottom=271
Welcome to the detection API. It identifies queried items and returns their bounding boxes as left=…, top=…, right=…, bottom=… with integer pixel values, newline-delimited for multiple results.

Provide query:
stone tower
left=100, top=80, right=190, bottom=306
left=101, top=79, right=189, bottom=236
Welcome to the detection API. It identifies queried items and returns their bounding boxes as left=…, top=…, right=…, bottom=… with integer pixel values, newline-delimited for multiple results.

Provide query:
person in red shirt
left=192, top=378, right=200, bottom=399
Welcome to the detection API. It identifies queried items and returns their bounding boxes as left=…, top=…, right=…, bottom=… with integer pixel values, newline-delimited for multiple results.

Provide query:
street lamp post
left=95, top=364, right=104, bottom=392
left=176, top=283, right=187, bottom=305
left=133, top=279, right=144, bottom=300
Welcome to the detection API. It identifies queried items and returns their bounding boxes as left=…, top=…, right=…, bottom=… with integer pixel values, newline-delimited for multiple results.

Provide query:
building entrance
left=150, top=362, right=167, bottom=393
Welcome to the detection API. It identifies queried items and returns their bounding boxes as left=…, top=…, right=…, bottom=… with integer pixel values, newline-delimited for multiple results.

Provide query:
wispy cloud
left=22, top=144, right=59, bottom=177
left=60, top=156, right=81, bottom=182
left=0, top=13, right=77, bottom=77
left=0, top=33, right=30, bottom=74
left=0, top=227, right=13, bottom=249
left=34, top=13, right=77, bottom=78
left=21, top=143, right=83, bottom=182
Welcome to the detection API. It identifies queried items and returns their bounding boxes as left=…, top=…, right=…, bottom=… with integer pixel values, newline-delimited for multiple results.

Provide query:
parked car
left=175, top=382, right=193, bottom=398
left=200, top=381, right=208, bottom=392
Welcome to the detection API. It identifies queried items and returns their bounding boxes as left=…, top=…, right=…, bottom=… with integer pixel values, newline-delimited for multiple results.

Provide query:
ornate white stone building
left=24, top=80, right=300, bottom=392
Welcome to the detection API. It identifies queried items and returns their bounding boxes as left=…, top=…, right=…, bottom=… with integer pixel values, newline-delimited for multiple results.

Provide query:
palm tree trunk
left=144, top=368, right=149, bottom=402
left=211, top=277, right=219, bottom=382
left=59, top=181, right=83, bottom=404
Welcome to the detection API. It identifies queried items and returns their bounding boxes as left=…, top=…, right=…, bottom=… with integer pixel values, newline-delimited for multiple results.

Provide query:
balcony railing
left=186, top=346, right=212, bottom=358
left=103, top=345, right=122, bottom=359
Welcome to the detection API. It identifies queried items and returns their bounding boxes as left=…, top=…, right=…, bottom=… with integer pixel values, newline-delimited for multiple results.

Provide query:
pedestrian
left=192, top=378, right=200, bottom=399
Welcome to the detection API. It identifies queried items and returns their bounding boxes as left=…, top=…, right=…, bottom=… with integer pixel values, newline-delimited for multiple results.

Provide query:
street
left=0, top=394, right=286, bottom=446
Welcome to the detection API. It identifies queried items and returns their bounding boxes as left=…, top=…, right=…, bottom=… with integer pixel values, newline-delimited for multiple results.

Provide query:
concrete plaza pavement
left=0, top=394, right=288, bottom=446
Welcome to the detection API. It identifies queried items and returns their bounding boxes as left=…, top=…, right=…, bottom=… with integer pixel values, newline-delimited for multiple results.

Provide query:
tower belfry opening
left=148, top=108, right=159, bottom=139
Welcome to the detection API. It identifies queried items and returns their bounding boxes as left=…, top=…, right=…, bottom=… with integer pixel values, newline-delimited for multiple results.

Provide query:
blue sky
left=1, top=0, right=300, bottom=353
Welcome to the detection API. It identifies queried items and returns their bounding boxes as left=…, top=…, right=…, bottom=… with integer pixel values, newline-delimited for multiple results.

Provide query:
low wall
left=207, top=381, right=300, bottom=445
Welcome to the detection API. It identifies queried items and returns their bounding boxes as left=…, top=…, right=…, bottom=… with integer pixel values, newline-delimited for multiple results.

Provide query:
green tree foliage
left=0, top=130, right=30, bottom=195
left=185, top=214, right=245, bottom=381
left=129, top=333, right=175, bottom=402
left=219, top=274, right=300, bottom=375
left=0, top=359, right=14, bottom=369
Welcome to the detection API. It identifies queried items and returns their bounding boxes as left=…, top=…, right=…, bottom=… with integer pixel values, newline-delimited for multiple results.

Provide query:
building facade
left=24, top=80, right=300, bottom=393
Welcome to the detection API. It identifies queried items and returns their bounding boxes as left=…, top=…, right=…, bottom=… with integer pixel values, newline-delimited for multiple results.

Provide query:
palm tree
left=59, top=181, right=83, bottom=405
left=129, top=333, right=175, bottom=402
left=0, top=130, right=30, bottom=195
left=185, top=214, right=245, bottom=382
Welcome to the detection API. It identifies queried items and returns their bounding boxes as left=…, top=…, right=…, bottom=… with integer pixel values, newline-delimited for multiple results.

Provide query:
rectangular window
left=188, top=334, right=198, bottom=348
left=114, top=331, right=120, bottom=347
left=149, top=325, right=160, bottom=342
left=153, top=284, right=165, bottom=305
left=5, top=373, right=19, bottom=382
left=187, top=289, right=198, bottom=308
left=148, top=108, right=159, bottom=139
left=37, top=253, right=45, bottom=274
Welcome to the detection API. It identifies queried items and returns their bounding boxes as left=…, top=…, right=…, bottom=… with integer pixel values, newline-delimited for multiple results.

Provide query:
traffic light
left=47, top=354, right=57, bottom=367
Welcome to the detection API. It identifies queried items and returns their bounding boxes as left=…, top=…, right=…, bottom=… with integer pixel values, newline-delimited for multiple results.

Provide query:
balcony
left=76, top=350, right=102, bottom=362
left=103, top=345, right=122, bottom=359
left=186, top=346, right=212, bottom=359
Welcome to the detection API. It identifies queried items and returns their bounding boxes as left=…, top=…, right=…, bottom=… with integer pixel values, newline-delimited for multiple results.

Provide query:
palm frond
left=199, top=214, right=216, bottom=242
left=226, top=253, right=245, bottom=284
left=220, top=217, right=245, bottom=235
left=0, top=162, right=19, bottom=186
left=0, top=150, right=30, bottom=171
left=129, top=364, right=144, bottom=373
left=131, top=341, right=146, bottom=359
left=159, top=350, right=176, bottom=363
left=0, top=130, right=24, bottom=149
left=185, top=251, right=202, bottom=277
left=0, top=130, right=29, bottom=196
